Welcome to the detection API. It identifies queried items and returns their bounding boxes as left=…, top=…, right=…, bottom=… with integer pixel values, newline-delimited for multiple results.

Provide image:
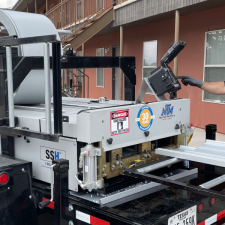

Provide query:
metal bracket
left=135, top=77, right=166, bottom=103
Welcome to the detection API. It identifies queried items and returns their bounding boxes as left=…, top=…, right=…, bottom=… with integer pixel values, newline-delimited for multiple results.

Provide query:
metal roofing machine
left=1, top=9, right=225, bottom=225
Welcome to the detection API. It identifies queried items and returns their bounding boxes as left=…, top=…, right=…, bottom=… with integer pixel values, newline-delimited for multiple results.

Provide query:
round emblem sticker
left=136, top=106, right=155, bottom=131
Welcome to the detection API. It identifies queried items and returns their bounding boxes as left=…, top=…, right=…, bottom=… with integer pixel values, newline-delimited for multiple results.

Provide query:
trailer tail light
left=0, top=173, right=9, bottom=185
left=209, top=197, right=216, bottom=207
left=198, top=203, right=204, bottom=213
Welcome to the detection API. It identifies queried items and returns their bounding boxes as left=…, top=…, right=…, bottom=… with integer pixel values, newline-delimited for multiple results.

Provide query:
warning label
left=110, top=109, right=129, bottom=136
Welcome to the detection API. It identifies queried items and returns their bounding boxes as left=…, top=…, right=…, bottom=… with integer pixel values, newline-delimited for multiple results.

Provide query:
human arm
left=201, top=81, right=225, bottom=95
left=177, top=76, right=225, bottom=95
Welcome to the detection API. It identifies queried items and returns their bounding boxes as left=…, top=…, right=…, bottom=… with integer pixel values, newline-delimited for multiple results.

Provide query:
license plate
left=168, top=205, right=197, bottom=225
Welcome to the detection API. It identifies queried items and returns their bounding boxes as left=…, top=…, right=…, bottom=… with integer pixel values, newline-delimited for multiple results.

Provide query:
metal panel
left=14, top=136, right=78, bottom=192
left=77, top=99, right=190, bottom=151
left=156, top=140, right=225, bottom=168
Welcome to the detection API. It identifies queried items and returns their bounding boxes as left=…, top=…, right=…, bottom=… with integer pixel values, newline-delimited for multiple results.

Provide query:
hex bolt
left=68, top=221, right=74, bottom=225
left=68, top=205, right=74, bottom=212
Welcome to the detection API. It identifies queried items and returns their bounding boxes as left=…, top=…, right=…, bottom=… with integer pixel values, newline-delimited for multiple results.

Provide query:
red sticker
left=110, top=109, right=129, bottom=136
left=90, top=216, right=110, bottom=225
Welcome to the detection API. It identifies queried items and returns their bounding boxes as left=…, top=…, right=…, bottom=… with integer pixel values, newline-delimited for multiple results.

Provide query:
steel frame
left=0, top=35, right=136, bottom=143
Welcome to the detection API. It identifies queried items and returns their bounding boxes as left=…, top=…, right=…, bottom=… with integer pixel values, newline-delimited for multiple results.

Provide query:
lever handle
left=39, top=200, right=51, bottom=209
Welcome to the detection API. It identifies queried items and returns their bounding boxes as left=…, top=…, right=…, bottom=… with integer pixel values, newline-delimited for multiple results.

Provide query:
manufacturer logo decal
left=136, top=105, right=155, bottom=131
left=40, top=147, right=66, bottom=164
left=159, top=104, right=175, bottom=120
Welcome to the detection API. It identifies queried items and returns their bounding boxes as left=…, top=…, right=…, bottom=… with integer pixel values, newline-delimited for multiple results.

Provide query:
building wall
left=37, top=0, right=59, bottom=14
left=83, top=5, right=225, bottom=134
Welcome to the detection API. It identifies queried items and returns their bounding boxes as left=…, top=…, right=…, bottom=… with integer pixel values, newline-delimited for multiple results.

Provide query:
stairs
left=61, top=6, right=115, bottom=49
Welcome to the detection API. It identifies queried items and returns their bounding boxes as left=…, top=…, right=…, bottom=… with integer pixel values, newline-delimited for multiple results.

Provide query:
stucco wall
left=83, top=5, right=225, bottom=133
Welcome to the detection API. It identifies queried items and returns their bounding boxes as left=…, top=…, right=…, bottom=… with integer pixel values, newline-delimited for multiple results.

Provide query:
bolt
left=22, top=168, right=25, bottom=172
left=102, top=120, right=104, bottom=123
left=68, top=221, right=74, bottom=225
left=68, top=205, right=74, bottom=211
left=8, top=187, right=10, bottom=190
left=29, top=195, right=32, bottom=199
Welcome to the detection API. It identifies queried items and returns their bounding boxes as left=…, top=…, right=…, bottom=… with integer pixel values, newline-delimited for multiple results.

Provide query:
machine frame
left=1, top=36, right=225, bottom=225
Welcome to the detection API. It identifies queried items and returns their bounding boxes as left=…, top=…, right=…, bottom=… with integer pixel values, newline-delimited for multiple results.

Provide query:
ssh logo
left=46, top=149, right=60, bottom=160
left=159, top=104, right=175, bottom=120
left=41, top=147, right=66, bottom=162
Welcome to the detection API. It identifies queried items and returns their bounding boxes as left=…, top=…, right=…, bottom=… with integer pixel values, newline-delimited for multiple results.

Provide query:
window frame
left=202, top=29, right=225, bottom=105
left=96, top=48, right=105, bottom=88
left=142, top=40, right=158, bottom=95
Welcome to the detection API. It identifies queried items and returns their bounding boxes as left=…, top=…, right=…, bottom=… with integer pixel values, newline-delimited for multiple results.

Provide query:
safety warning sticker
left=110, top=109, right=129, bottom=136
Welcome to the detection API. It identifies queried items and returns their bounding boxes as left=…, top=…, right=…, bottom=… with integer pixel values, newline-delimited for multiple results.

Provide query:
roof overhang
left=96, top=0, right=225, bottom=37
left=12, top=0, right=46, bottom=12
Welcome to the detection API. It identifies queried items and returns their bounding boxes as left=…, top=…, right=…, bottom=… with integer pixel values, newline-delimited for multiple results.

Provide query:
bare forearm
left=201, top=81, right=225, bottom=95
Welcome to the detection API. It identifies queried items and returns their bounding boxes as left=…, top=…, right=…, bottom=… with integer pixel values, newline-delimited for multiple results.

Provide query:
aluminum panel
left=156, top=140, right=225, bottom=167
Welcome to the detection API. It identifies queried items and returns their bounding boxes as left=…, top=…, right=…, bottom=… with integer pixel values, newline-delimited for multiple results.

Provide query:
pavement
left=188, top=127, right=225, bottom=148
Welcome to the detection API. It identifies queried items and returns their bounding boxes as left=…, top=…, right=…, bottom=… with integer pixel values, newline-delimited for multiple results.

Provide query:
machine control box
left=149, top=41, right=186, bottom=96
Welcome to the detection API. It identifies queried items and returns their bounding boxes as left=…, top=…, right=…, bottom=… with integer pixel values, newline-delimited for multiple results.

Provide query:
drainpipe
left=119, top=26, right=123, bottom=100
left=174, top=10, right=180, bottom=76
left=82, top=43, right=85, bottom=98
left=46, top=0, right=48, bottom=13
left=35, top=0, right=37, bottom=13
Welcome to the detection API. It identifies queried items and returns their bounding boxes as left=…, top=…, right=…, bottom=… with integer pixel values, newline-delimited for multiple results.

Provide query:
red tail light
left=0, top=173, right=9, bottom=185
left=209, top=197, right=216, bottom=207
left=198, top=203, right=204, bottom=213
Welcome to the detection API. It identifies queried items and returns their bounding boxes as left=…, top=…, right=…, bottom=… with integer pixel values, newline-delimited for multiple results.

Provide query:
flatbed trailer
left=1, top=9, right=225, bottom=225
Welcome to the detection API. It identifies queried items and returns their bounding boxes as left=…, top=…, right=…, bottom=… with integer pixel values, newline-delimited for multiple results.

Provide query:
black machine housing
left=149, top=41, right=186, bottom=96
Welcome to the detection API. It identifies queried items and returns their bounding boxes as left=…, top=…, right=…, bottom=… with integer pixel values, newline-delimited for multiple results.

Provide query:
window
left=96, top=48, right=104, bottom=87
left=76, top=51, right=83, bottom=85
left=97, top=0, right=104, bottom=11
left=203, top=29, right=225, bottom=103
left=142, top=40, right=157, bottom=94
left=50, top=4, right=54, bottom=9
left=76, top=0, right=82, bottom=20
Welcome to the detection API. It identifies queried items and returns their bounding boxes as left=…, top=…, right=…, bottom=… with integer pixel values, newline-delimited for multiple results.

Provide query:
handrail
left=61, top=0, right=117, bottom=44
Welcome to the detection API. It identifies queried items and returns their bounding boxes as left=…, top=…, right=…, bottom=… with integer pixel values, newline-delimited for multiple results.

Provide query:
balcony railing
left=46, top=0, right=128, bottom=30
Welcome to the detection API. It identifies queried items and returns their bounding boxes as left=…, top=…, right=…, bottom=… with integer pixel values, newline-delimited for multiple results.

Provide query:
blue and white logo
left=40, top=147, right=66, bottom=161
left=160, top=104, right=175, bottom=120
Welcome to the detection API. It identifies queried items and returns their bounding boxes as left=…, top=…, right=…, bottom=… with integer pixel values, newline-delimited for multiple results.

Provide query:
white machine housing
left=12, top=97, right=190, bottom=192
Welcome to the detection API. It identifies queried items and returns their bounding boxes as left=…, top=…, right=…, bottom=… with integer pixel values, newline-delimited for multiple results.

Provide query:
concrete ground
left=188, top=127, right=225, bottom=148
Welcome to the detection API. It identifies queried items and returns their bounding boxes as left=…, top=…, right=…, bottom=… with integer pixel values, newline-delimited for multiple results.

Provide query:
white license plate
left=168, top=205, right=197, bottom=225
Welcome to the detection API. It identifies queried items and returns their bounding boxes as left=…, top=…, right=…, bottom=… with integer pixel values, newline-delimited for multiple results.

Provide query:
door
left=112, top=46, right=120, bottom=100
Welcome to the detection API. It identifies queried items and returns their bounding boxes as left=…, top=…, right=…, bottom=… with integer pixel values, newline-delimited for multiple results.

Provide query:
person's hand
left=177, top=76, right=203, bottom=88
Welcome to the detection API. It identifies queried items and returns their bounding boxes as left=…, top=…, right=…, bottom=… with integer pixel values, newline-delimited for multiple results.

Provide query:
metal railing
left=62, top=69, right=89, bottom=98
left=46, top=0, right=128, bottom=40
